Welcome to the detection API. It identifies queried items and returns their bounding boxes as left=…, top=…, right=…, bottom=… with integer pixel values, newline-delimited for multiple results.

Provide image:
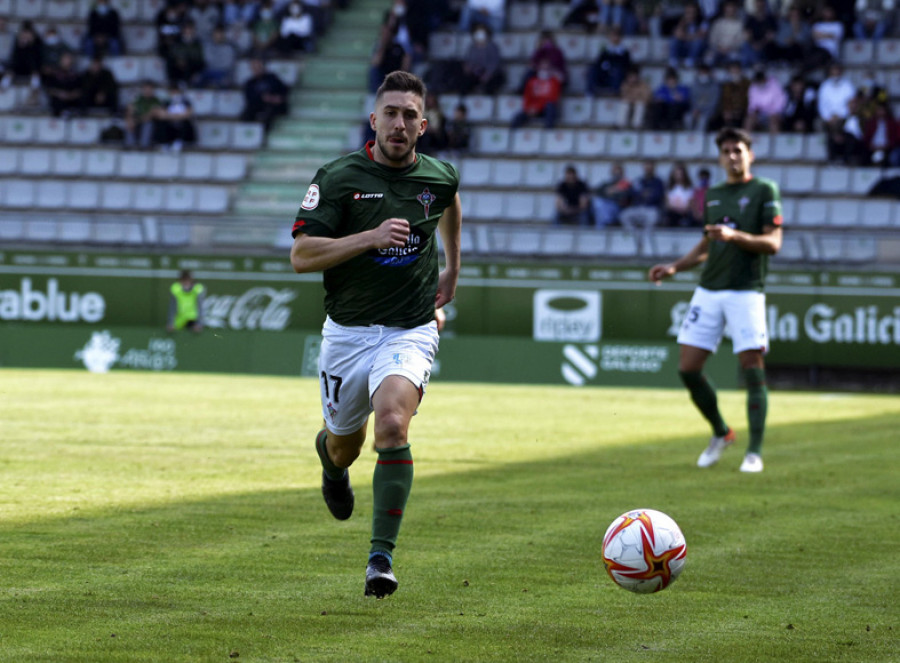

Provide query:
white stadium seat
left=133, top=184, right=165, bottom=211
left=53, top=149, right=85, bottom=176
left=574, top=129, right=607, bottom=157
left=85, top=149, right=118, bottom=176
left=460, top=158, right=493, bottom=187
left=164, top=184, right=196, bottom=212
left=35, top=180, right=67, bottom=209
left=118, top=152, right=151, bottom=178
left=182, top=153, right=214, bottom=180
left=3, top=116, right=35, bottom=143
left=4, top=179, right=36, bottom=208
left=492, top=159, right=524, bottom=186
left=68, top=181, right=101, bottom=209
left=20, top=148, right=52, bottom=175
left=213, top=153, right=247, bottom=181
left=101, top=183, right=134, bottom=210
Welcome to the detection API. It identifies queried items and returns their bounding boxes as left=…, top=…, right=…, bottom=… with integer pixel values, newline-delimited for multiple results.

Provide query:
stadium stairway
left=232, top=0, right=385, bottom=218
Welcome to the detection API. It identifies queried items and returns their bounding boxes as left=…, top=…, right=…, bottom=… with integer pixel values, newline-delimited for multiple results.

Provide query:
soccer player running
left=648, top=127, right=782, bottom=473
left=290, top=71, right=462, bottom=597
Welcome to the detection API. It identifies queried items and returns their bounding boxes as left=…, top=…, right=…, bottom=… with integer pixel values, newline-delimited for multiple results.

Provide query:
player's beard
left=377, top=132, right=416, bottom=165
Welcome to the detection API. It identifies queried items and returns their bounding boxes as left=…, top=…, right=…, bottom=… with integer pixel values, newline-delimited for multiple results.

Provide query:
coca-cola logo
left=204, top=287, right=297, bottom=331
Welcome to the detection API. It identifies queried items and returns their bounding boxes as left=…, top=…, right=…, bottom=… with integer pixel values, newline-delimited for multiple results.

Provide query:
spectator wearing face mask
left=278, top=2, right=315, bottom=53
left=458, top=24, right=505, bottom=95
left=85, top=0, right=123, bottom=57
left=510, top=58, right=562, bottom=130
left=457, top=0, right=505, bottom=34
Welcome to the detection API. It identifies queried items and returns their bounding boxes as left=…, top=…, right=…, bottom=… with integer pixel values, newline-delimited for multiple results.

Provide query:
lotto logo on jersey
left=301, top=184, right=320, bottom=210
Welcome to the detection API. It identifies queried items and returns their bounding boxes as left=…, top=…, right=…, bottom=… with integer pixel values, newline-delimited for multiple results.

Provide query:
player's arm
left=290, top=218, right=410, bottom=274
left=435, top=192, right=462, bottom=309
left=704, top=223, right=782, bottom=255
left=648, top=236, right=710, bottom=284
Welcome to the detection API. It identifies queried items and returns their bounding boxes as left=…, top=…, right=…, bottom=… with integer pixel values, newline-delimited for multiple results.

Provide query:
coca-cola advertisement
left=204, top=287, right=298, bottom=331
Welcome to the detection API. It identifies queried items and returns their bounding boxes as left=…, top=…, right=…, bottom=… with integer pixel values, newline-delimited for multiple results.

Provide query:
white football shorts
left=677, top=286, right=769, bottom=354
left=317, top=316, right=440, bottom=435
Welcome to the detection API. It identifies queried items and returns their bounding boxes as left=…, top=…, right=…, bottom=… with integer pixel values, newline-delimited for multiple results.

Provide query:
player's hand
left=704, top=224, right=735, bottom=242
left=372, top=218, right=410, bottom=249
left=648, top=263, right=675, bottom=285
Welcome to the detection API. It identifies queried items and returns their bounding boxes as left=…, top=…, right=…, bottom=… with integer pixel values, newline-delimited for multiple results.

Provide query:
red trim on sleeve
left=772, top=214, right=783, bottom=226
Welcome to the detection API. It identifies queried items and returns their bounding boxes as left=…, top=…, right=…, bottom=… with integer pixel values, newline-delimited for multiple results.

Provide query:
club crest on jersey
left=301, top=184, right=320, bottom=210
left=417, top=187, right=436, bottom=218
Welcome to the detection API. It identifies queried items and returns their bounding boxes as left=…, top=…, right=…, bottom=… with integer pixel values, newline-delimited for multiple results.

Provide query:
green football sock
left=370, top=444, right=414, bottom=556
left=679, top=371, right=730, bottom=437
left=744, top=368, right=768, bottom=455
left=315, top=429, right=345, bottom=481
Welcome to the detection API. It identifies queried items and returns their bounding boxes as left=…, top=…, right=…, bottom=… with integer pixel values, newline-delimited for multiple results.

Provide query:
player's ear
left=418, top=117, right=427, bottom=137
left=369, top=111, right=377, bottom=132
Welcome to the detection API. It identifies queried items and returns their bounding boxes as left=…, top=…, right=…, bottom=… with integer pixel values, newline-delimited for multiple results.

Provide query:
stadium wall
left=2, top=250, right=899, bottom=388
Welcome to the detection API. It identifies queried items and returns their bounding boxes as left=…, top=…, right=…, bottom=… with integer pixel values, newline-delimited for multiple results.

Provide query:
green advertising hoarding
left=1, top=250, right=898, bottom=386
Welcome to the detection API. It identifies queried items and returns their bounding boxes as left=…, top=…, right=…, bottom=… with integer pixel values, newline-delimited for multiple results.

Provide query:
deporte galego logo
left=533, top=290, right=602, bottom=343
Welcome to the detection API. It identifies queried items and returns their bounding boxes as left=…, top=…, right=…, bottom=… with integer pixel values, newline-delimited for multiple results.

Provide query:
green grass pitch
left=0, top=369, right=897, bottom=662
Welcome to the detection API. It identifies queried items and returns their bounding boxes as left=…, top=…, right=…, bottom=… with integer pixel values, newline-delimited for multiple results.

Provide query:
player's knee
left=373, top=411, right=410, bottom=447
left=329, top=444, right=362, bottom=468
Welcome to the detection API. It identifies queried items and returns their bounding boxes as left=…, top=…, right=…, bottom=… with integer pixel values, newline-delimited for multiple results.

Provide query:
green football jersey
left=699, top=176, right=783, bottom=292
left=292, top=142, right=460, bottom=327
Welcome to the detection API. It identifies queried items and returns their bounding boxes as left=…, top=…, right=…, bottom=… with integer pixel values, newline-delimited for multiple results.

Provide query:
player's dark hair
left=375, top=71, right=427, bottom=105
left=715, top=127, right=753, bottom=149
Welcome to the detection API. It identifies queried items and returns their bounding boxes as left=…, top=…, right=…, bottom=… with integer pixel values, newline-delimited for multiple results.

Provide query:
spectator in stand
left=278, top=1, right=316, bottom=53
left=715, top=61, right=750, bottom=129
left=368, top=12, right=412, bottom=93
left=863, top=101, right=900, bottom=166
left=649, top=67, right=691, bottom=130
left=563, top=0, right=602, bottom=32
left=510, top=58, right=563, bottom=130
left=740, top=0, right=777, bottom=67
left=828, top=93, right=868, bottom=164
left=223, top=0, right=259, bottom=28
left=592, top=162, right=632, bottom=227
left=524, top=31, right=568, bottom=91
left=166, top=21, right=205, bottom=88
left=240, top=57, right=288, bottom=131
left=200, top=25, right=237, bottom=89
left=782, top=74, right=817, bottom=132
left=156, top=1, right=186, bottom=59
left=664, top=162, right=695, bottom=228
left=669, top=2, right=708, bottom=68
left=743, top=69, right=787, bottom=134
left=619, top=160, right=665, bottom=244
left=634, top=0, right=665, bottom=38
left=599, top=0, right=640, bottom=36
left=250, top=0, right=281, bottom=57
left=808, top=5, right=844, bottom=71
left=45, top=51, right=82, bottom=117
left=155, top=83, right=196, bottom=152
left=301, top=0, right=332, bottom=34
left=587, top=27, right=631, bottom=96
left=81, top=55, right=119, bottom=115
left=853, top=0, right=894, bottom=43
left=125, top=80, right=163, bottom=149
left=406, top=0, right=451, bottom=53
left=417, top=91, right=448, bottom=155
left=706, top=0, right=745, bottom=67
left=457, top=0, right=505, bottom=34
left=616, top=65, right=652, bottom=129
left=767, top=5, right=811, bottom=64
left=686, top=62, right=720, bottom=131
left=689, top=167, right=711, bottom=226
left=189, top=0, right=222, bottom=42
left=40, top=26, right=72, bottom=83
left=84, top=0, right=123, bottom=57
left=4, top=20, right=43, bottom=90
left=555, top=165, right=593, bottom=226
left=444, top=103, right=472, bottom=154
left=817, top=62, right=857, bottom=137
left=458, top=25, right=505, bottom=95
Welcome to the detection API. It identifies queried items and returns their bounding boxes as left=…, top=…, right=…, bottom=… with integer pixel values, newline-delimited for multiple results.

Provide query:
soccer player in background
left=290, top=71, right=462, bottom=597
left=648, top=127, right=782, bottom=473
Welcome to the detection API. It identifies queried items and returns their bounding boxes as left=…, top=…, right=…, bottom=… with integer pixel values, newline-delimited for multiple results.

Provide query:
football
left=601, top=508, right=687, bottom=594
